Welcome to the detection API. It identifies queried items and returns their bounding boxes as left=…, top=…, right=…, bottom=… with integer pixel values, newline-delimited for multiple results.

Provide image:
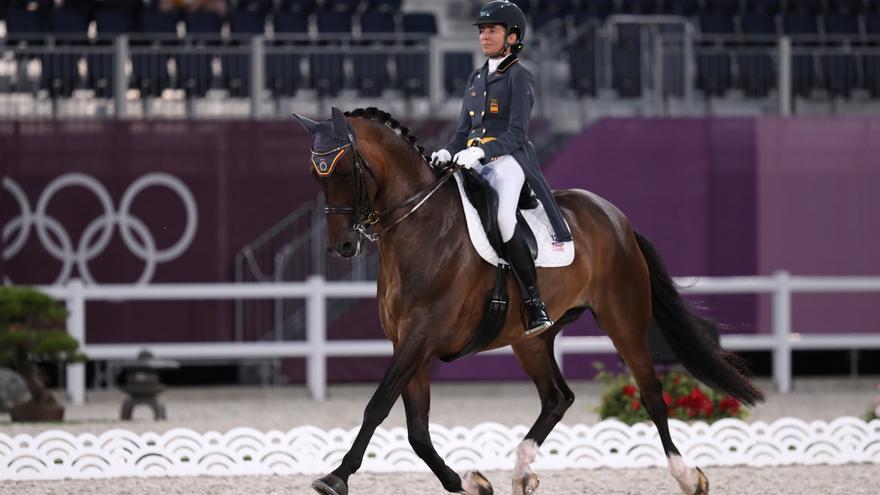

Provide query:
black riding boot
left=503, top=227, right=553, bottom=335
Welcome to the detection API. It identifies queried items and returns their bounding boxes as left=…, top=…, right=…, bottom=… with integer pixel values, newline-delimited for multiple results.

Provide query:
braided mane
left=345, top=107, right=429, bottom=163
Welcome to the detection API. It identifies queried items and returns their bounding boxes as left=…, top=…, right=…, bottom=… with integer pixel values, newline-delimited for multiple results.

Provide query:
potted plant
left=595, top=363, right=749, bottom=425
left=0, top=286, right=86, bottom=422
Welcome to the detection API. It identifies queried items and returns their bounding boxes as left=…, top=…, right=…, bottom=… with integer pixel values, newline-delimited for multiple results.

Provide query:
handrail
left=36, top=271, right=880, bottom=404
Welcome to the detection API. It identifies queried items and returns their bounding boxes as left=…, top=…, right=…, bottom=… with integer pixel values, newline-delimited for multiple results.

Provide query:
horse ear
left=292, top=113, right=320, bottom=135
left=331, top=107, right=356, bottom=145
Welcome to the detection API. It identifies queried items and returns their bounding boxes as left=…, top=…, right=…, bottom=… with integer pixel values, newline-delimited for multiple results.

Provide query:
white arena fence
left=39, top=271, right=880, bottom=405
left=2, top=417, right=879, bottom=480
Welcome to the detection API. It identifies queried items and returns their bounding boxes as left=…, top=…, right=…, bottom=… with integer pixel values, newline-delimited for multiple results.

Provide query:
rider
left=431, top=0, right=570, bottom=335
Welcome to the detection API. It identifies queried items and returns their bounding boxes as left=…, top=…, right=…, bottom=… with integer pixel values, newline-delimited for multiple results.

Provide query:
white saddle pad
left=454, top=172, right=575, bottom=268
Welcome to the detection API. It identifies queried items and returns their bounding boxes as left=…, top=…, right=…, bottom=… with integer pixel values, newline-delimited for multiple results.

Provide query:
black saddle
left=460, top=169, right=538, bottom=260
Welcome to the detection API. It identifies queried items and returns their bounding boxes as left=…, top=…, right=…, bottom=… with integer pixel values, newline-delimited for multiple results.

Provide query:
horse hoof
left=512, top=473, right=540, bottom=495
left=311, top=473, right=347, bottom=495
left=693, top=467, right=709, bottom=495
left=461, top=470, right=494, bottom=495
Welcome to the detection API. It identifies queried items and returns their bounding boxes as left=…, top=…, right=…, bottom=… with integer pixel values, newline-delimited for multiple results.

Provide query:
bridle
left=314, top=137, right=459, bottom=244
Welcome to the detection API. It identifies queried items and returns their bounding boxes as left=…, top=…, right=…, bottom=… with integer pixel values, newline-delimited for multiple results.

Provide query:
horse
left=293, top=107, right=764, bottom=495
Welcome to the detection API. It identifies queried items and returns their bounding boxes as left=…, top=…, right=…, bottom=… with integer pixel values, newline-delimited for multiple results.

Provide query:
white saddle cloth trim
left=454, top=172, right=575, bottom=268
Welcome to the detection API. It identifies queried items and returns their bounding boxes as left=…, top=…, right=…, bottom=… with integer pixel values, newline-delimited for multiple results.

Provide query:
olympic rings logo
left=3, top=173, right=198, bottom=286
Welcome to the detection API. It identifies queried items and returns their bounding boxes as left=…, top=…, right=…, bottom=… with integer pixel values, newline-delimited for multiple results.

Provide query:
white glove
left=453, top=146, right=485, bottom=169
left=430, top=149, right=452, bottom=167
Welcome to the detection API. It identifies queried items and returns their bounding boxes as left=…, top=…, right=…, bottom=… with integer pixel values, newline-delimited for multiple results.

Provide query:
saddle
left=459, top=169, right=538, bottom=260
left=440, top=169, right=536, bottom=362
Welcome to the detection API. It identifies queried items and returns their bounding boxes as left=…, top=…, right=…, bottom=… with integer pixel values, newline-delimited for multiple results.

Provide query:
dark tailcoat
left=444, top=53, right=572, bottom=242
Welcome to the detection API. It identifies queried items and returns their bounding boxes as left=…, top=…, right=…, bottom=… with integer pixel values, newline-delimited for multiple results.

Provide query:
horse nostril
left=341, top=241, right=354, bottom=255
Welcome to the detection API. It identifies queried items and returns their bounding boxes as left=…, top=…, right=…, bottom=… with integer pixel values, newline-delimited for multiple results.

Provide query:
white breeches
left=473, top=154, right=525, bottom=242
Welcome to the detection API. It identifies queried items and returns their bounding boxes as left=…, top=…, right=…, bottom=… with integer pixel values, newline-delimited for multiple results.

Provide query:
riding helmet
left=474, top=0, right=527, bottom=53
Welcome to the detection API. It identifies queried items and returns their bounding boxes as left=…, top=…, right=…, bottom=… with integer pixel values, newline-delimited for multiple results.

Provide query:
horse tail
left=634, top=231, right=765, bottom=406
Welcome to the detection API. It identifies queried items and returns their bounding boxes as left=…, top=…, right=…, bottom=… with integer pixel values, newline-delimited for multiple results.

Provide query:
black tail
left=634, top=231, right=765, bottom=406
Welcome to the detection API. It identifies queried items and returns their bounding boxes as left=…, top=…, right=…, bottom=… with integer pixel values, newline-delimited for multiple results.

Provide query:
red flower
left=663, top=392, right=672, bottom=406
left=719, top=396, right=740, bottom=415
left=622, top=385, right=638, bottom=397
left=630, top=399, right=641, bottom=411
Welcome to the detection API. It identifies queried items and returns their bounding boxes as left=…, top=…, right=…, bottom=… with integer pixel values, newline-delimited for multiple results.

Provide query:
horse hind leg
left=599, top=293, right=709, bottom=495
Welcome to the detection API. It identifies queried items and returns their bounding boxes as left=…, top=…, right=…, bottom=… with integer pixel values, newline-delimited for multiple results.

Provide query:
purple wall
left=4, top=117, right=878, bottom=383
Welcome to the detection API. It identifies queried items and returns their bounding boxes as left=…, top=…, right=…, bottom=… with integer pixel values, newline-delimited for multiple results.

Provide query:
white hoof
left=668, top=455, right=709, bottom=494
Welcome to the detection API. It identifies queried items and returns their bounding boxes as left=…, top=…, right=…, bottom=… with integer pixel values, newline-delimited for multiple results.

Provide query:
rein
left=317, top=142, right=459, bottom=243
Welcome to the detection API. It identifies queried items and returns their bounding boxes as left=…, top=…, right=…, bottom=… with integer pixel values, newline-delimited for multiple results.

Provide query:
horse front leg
left=403, top=363, right=493, bottom=494
left=509, top=332, right=575, bottom=494
left=311, top=335, right=432, bottom=495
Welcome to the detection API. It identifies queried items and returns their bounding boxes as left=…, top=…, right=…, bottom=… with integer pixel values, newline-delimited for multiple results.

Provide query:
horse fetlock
left=511, top=473, right=540, bottom=495
left=460, top=471, right=493, bottom=495
left=667, top=455, right=710, bottom=495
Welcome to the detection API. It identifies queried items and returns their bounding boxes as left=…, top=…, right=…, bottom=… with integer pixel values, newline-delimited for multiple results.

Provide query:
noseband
left=314, top=139, right=458, bottom=243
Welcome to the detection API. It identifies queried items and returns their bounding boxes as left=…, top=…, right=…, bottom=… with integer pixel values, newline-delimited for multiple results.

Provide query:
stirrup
left=524, top=298, right=553, bottom=335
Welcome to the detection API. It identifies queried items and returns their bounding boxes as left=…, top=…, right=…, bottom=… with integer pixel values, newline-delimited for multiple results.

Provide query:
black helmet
left=474, top=0, right=527, bottom=53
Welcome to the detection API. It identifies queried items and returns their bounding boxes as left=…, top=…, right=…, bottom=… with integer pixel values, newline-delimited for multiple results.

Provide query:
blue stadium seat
left=352, top=53, right=390, bottom=97
left=444, top=52, right=473, bottom=97
left=782, top=14, right=819, bottom=96
left=401, top=13, right=437, bottom=38
left=272, top=10, right=309, bottom=38
left=360, top=10, right=396, bottom=42
left=567, top=24, right=597, bottom=96
left=316, top=11, right=353, bottom=38
left=737, top=53, right=775, bottom=97
left=365, top=0, right=401, bottom=12
left=824, top=13, right=860, bottom=35
left=396, top=52, right=428, bottom=96
left=865, top=13, right=880, bottom=34
left=225, top=11, right=266, bottom=98
left=621, top=0, right=658, bottom=14
left=230, top=9, right=266, bottom=35
left=311, top=12, right=352, bottom=95
left=822, top=53, right=859, bottom=97
left=661, top=0, right=699, bottom=16
left=51, top=6, right=89, bottom=35
left=185, top=11, right=223, bottom=35
left=134, top=10, right=178, bottom=97
left=697, top=50, right=732, bottom=96
left=789, top=0, right=821, bottom=15
left=238, top=0, right=273, bottom=14
left=865, top=55, right=880, bottom=97
left=535, top=0, right=573, bottom=15
left=704, top=0, right=739, bottom=14
left=90, top=10, right=134, bottom=97
left=609, top=23, right=641, bottom=98
left=5, top=7, right=43, bottom=36
left=279, top=0, right=316, bottom=14
left=831, top=0, right=862, bottom=14
left=510, top=0, right=532, bottom=16
left=575, top=0, right=614, bottom=18
left=180, top=12, right=222, bottom=97
left=698, top=13, right=735, bottom=34
left=740, top=13, right=777, bottom=35
left=744, top=0, right=781, bottom=15
left=530, top=12, right=560, bottom=33
left=324, top=0, right=361, bottom=14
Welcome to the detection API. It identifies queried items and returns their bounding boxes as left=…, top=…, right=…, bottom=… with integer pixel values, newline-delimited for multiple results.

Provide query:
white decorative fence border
left=2, top=417, right=879, bottom=480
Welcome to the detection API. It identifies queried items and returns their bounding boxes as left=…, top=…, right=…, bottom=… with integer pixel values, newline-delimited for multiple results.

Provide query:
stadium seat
left=5, top=7, right=43, bottom=35
left=824, top=13, right=860, bottom=36
left=134, top=9, right=178, bottom=97
left=365, top=0, right=401, bottom=13
left=180, top=12, right=222, bottom=97
left=744, top=0, right=781, bottom=15
left=535, top=0, right=573, bottom=15
left=698, top=13, right=735, bottom=34
left=575, top=0, right=614, bottom=18
left=89, top=10, right=134, bottom=97
left=621, top=0, right=658, bottom=14
left=782, top=14, right=819, bottom=96
left=444, top=52, right=473, bottom=97
left=325, top=0, right=361, bottom=14
left=789, top=0, right=822, bottom=15
left=865, top=13, right=880, bottom=35
left=704, top=0, right=739, bottom=15
left=567, top=24, right=597, bottom=96
left=268, top=8, right=307, bottom=97
left=740, top=13, right=777, bottom=35
left=831, top=0, right=862, bottom=14
left=611, top=23, right=641, bottom=98
left=238, top=0, right=273, bottom=14
left=530, top=12, right=560, bottom=33
left=230, top=9, right=266, bottom=35
left=359, top=10, right=395, bottom=43
left=401, top=13, right=437, bottom=38
left=662, top=0, right=699, bottom=16
left=510, top=0, right=532, bottom=16
left=395, top=52, right=428, bottom=97
left=311, top=12, right=352, bottom=95
left=272, top=10, right=309, bottom=39
left=279, top=0, right=317, bottom=15
left=51, top=6, right=89, bottom=35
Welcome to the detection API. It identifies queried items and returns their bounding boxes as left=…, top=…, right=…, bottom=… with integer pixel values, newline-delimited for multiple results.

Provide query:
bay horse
left=294, top=107, right=763, bottom=495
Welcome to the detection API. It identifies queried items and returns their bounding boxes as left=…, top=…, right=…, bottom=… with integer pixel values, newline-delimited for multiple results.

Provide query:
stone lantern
left=119, top=350, right=179, bottom=420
